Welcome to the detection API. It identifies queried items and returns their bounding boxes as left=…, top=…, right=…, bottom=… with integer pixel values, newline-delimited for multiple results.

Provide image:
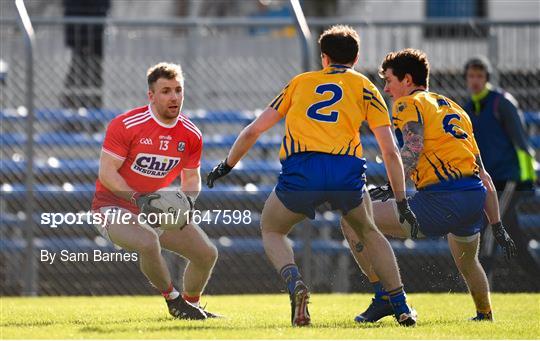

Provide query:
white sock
left=164, top=288, right=180, bottom=300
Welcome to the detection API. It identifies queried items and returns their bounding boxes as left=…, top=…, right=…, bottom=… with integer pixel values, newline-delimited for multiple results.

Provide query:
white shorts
left=92, top=206, right=164, bottom=246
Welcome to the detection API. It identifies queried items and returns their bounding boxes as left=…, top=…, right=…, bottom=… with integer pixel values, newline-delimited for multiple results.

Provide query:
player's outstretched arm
left=226, top=107, right=283, bottom=166
left=372, top=125, right=407, bottom=202
left=206, top=107, right=282, bottom=188
left=476, top=154, right=501, bottom=225
left=373, top=124, right=421, bottom=238
left=476, top=154, right=517, bottom=259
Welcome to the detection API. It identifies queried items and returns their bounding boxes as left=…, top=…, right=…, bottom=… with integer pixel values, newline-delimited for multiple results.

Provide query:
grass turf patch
left=1, top=293, right=538, bottom=339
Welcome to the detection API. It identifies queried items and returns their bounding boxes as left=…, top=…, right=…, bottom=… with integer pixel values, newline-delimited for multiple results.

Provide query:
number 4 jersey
left=269, top=64, right=391, bottom=160
left=392, top=91, right=481, bottom=189
left=92, top=105, right=203, bottom=213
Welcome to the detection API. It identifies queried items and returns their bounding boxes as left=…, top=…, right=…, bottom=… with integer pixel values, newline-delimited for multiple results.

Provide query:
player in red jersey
left=92, top=62, right=219, bottom=320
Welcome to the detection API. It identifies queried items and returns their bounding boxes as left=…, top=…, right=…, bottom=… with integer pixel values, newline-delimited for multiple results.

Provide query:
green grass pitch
left=1, top=293, right=539, bottom=339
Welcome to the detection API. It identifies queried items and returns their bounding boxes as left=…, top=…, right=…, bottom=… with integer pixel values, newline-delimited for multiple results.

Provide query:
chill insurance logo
left=131, top=153, right=181, bottom=178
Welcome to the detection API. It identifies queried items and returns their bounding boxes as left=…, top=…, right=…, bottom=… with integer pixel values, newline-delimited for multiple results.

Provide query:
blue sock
left=387, top=286, right=411, bottom=316
left=476, top=311, right=493, bottom=320
left=371, top=281, right=388, bottom=302
left=279, top=264, right=302, bottom=295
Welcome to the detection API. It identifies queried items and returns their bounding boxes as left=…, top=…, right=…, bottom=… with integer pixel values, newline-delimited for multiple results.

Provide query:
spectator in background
left=463, top=56, right=539, bottom=278
left=62, top=0, right=110, bottom=108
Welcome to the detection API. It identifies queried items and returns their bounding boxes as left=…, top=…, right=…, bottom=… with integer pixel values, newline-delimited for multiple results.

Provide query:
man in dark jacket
left=463, top=56, right=538, bottom=281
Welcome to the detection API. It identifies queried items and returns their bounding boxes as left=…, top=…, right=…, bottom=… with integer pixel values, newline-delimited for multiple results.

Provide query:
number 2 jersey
left=269, top=64, right=391, bottom=160
left=92, top=105, right=203, bottom=213
left=392, top=91, right=481, bottom=189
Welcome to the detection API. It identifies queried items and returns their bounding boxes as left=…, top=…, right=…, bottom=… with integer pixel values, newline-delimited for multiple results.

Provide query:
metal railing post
left=488, top=27, right=500, bottom=86
left=290, top=0, right=313, bottom=72
left=15, top=0, right=37, bottom=296
left=289, top=0, right=314, bottom=284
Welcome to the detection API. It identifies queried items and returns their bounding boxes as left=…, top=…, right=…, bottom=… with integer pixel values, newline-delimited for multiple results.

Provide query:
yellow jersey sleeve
left=268, top=80, right=294, bottom=116
left=363, top=82, right=390, bottom=129
left=392, top=97, right=423, bottom=131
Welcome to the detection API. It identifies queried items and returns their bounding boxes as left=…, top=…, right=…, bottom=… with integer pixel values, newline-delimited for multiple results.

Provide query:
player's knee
left=207, top=243, right=218, bottom=266
left=261, top=225, right=284, bottom=237
left=260, top=215, right=280, bottom=234
left=260, top=227, right=270, bottom=237
left=458, top=263, right=478, bottom=279
left=340, top=218, right=363, bottom=238
left=197, top=243, right=218, bottom=268
left=137, top=232, right=161, bottom=255
left=339, top=219, right=349, bottom=234
left=454, top=255, right=480, bottom=275
left=341, top=216, right=373, bottom=240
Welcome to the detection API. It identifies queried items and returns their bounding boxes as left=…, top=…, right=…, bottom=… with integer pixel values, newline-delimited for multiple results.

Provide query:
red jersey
left=92, top=105, right=202, bottom=213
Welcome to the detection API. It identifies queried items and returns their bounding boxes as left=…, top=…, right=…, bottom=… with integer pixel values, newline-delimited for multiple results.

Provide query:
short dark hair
left=147, top=62, right=184, bottom=90
left=464, top=56, right=492, bottom=80
left=318, top=25, right=359, bottom=65
left=379, top=48, right=430, bottom=87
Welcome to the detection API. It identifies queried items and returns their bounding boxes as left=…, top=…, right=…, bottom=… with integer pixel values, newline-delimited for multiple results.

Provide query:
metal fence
left=1, top=14, right=539, bottom=296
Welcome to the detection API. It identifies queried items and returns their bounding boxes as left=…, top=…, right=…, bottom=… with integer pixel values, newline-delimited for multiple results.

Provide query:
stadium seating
left=0, top=108, right=255, bottom=126
left=1, top=108, right=539, bottom=295
left=1, top=107, right=539, bottom=215
left=0, top=159, right=388, bottom=183
left=1, top=108, right=535, bottom=125
left=2, top=109, right=537, bottom=149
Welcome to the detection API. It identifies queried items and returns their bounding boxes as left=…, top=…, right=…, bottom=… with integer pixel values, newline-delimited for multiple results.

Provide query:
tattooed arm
left=400, top=121, right=424, bottom=179
left=476, top=154, right=501, bottom=224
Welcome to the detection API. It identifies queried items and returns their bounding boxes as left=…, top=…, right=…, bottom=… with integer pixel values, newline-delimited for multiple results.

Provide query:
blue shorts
left=409, top=177, right=487, bottom=238
left=275, top=152, right=366, bottom=219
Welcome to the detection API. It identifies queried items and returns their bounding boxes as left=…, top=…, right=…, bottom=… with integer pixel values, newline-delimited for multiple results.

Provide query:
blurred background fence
left=1, top=1, right=539, bottom=296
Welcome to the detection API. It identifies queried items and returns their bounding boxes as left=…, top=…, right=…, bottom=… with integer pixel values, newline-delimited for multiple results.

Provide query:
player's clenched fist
left=206, top=159, right=233, bottom=188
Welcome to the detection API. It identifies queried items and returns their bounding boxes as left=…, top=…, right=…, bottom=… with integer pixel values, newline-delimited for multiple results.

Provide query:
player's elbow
left=243, top=124, right=264, bottom=139
left=98, top=167, right=115, bottom=190
left=98, top=167, right=106, bottom=184
left=480, top=170, right=495, bottom=193
left=380, top=146, right=400, bottom=162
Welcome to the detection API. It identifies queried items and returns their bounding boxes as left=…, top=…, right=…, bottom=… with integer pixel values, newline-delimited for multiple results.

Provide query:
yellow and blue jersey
left=392, top=91, right=481, bottom=189
left=269, top=65, right=391, bottom=160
